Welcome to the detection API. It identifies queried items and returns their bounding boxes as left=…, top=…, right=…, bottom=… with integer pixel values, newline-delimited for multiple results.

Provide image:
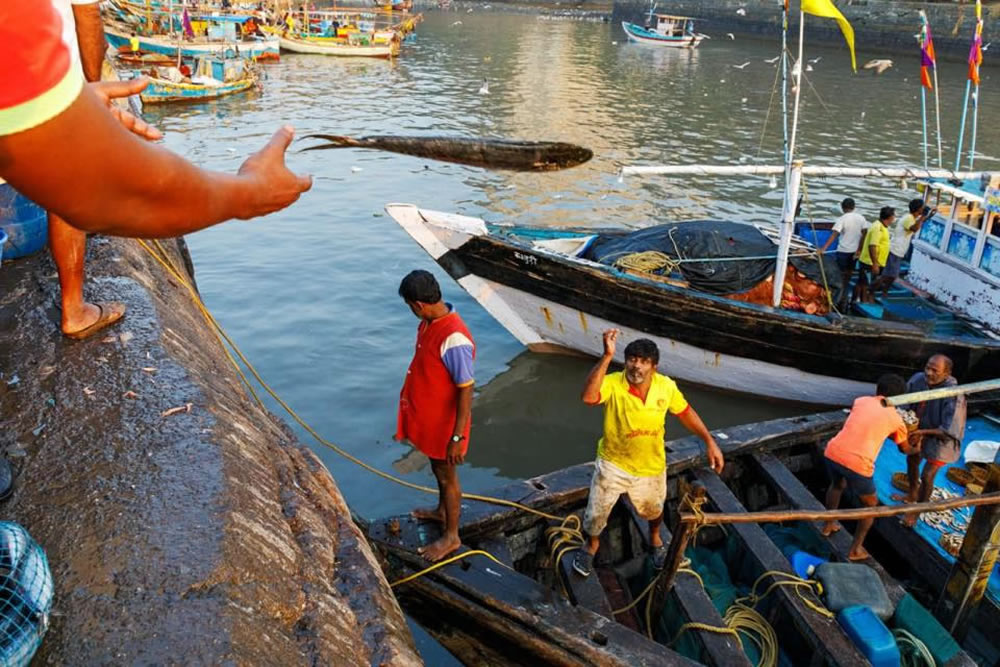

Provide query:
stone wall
left=0, top=236, right=420, bottom=665
left=611, top=0, right=995, bottom=62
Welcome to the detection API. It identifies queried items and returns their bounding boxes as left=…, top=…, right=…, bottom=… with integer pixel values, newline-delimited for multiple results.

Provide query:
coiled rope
left=894, top=628, right=935, bottom=667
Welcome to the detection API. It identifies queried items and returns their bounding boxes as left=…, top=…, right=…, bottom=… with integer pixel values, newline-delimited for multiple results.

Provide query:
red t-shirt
left=396, top=311, right=475, bottom=460
left=0, top=0, right=83, bottom=137
left=824, top=396, right=908, bottom=477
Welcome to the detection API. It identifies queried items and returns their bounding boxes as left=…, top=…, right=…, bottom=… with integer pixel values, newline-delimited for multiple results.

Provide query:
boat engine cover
left=814, top=562, right=894, bottom=620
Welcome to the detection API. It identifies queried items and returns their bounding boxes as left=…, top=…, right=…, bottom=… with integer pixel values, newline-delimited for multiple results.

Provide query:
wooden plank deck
left=693, top=469, right=867, bottom=667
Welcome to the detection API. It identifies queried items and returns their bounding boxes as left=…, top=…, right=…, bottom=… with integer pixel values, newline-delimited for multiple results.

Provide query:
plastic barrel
left=0, top=184, right=48, bottom=260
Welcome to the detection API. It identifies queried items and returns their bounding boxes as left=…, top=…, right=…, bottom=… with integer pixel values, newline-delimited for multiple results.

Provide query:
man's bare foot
left=418, top=535, right=461, bottom=562
left=411, top=506, right=445, bottom=522
left=821, top=521, right=841, bottom=536
left=902, top=513, right=918, bottom=528
left=890, top=492, right=916, bottom=504
left=847, top=546, right=871, bottom=561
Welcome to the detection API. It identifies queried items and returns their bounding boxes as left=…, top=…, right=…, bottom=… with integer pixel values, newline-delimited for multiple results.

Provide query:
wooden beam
left=936, top=463, right=1000, bottom=640
left=693, top=469, right=867, bottom=666
left=622, top=497, right=751, bottom=667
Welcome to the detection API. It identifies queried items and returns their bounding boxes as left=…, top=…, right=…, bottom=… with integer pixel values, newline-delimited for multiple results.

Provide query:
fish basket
left=0, top=522, right=54, bottom=666
left=945, top=465, right=987, bottom=488
left=891, top=472, right=910, bottom=493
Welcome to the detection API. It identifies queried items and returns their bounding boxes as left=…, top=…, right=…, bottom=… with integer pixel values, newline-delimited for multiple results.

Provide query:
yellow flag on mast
left=801, top=0, right=856, bottom=71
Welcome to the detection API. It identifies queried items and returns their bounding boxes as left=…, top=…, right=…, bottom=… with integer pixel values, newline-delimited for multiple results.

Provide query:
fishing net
left=892, top=593, right=960, bottom=666
left=0, top=522, right=53, bottom=666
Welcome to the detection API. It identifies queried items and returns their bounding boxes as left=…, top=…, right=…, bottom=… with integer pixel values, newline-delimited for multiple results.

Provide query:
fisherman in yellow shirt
left=573, top=330, right=725, bottom=577
left=853, top=205, right=894, bottom=304
left=129, top=31, right=140, bottom=52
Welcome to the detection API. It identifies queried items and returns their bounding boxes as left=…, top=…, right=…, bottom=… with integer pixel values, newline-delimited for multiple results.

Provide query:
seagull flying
left=736, top=7, right=746, bottom=15
left=863, top=58, right=893, bottom=74
left=726, top=32, right=735, bottom=40
left=808, top=56, right=822, bottom=64
left=479, top=78, right=489, bottom=95
left=733, top=61, right=750, bottom=69
left=450, top=20, right=462, bottom=26
left=764, top=55, right=779, bottom=64
left=983, top=42, right=992, bottom=52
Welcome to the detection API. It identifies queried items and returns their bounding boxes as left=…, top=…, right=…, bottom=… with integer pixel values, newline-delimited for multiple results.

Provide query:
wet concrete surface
left=0, top=236, right=419, bottom=665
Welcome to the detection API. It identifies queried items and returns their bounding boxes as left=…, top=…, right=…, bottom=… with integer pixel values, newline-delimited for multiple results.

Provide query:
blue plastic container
left=837, top=605, right=901, bottom=667
left=0, top=183, right=48, bottom=259
left=787, top=549, right=828, bottom=579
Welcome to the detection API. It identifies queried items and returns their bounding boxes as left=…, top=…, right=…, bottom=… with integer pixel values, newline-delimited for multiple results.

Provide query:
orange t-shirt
left=824, top=396, right=908, bottom=477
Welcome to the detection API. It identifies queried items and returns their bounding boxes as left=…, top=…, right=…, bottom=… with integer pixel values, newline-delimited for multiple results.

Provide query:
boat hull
left=621, top=22, right=705, bottom=48
left=105, top=26, right=279, bottom=61
left=278, top=35, right=398, bottom=57
left=139, top=77, right=255, bottom=104
left=385, top=204, right=1000, bottom=406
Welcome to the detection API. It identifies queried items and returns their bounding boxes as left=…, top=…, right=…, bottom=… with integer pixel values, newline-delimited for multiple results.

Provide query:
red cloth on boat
left=396, top=311, right=475, bottom=460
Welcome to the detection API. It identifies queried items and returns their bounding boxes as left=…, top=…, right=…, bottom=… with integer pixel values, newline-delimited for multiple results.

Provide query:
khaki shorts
left=582, top=458, right=667, bottom=536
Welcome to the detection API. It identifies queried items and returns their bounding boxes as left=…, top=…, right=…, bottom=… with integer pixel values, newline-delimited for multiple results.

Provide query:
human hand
left=706, top=440, right=725, bottom=474
left=602, top=329, right=619, bottom=359
left=446, top=438, right=465, bottom=465
left=236, top=126, right=313, bottom=219
left=89, top=78, right=164, bottom=141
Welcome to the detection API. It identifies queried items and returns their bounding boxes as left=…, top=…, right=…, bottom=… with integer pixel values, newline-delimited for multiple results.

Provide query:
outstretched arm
left=676, top=407, right=724, bottom=473
left=582, top=329, right=617, bottom=405
left=0, top=81, right=311, bottom=238
left=818, top=230, right=840, bottom=253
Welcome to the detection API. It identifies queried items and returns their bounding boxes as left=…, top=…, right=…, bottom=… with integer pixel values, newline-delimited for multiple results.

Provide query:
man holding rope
left=573, top=330, right=724, bottom=577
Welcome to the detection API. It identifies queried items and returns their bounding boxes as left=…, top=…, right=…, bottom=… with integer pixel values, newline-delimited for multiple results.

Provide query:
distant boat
left=621, top=14, right=706, bottom=48
left=137, top=55, right=257, bottom=104
left=278, top=33, right=400, bottom=57
left=104, top=18, right=279, bottom=61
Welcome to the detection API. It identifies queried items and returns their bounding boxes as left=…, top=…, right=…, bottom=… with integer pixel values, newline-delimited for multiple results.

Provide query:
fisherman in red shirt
left=396, top=270, right=476, bottom=562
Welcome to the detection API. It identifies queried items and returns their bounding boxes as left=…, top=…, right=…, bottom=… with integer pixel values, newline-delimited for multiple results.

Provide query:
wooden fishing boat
left=278, top=32, right=399, bottom=57
left=137, top=56, right=257, bottom=104
left=114, top=45, right=176, bottom=67
left=104, top=20, right=279, bottom=61
left=621, top=14, right=706, bottom=49
left=383, top=203, right=1000, bottom=406
left=367, top=408, right=992, bottom=664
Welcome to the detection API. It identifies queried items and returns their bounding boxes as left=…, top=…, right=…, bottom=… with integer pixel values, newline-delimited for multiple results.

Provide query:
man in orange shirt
left=822, top=374, right=913, bottom=560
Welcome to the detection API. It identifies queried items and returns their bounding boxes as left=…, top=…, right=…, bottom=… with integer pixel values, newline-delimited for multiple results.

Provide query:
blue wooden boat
left=621, top=14, right=706, bottom=48
left=105, top=17, right=279, bottom=61
left=138, top=56, right=258, bottom=104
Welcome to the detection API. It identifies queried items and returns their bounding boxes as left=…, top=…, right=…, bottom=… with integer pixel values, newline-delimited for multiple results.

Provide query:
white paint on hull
left=909, top=243, right=1000, bottom=332
left=385, top=204, right=872, bottom=405
left=278, top=36, right=396, bottom=57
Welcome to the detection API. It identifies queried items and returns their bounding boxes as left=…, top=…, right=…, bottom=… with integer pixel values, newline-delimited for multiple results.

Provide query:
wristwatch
left=450, top=435, right=466, bottom=443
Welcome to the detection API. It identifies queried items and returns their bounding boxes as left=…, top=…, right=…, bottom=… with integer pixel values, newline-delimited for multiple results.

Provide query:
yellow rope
left=544, top=514, right=585, bottom=597
left=736, top=570, right=834, bottom=619
left=136, top=239, right=565, bottom=522
left=389, top=549, right=509, bottom=588
left=613, top=251, right=679, bottom=275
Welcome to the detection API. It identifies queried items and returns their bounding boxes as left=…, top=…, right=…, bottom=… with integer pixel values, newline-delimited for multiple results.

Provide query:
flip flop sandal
left=65, top=302, right=127, bottom=341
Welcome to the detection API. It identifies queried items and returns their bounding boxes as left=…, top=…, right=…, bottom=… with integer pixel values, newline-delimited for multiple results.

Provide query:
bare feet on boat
left=411, top=506, right=445, bottom=522
left=847, top=546, right=871, bottom=561
left=902, top=513, right=919, bottom=528
left=821, top=521, right=841, bottom=536
left=418, top=535, right=461, bottom=562
left=890, top=492, right=916, bottom=503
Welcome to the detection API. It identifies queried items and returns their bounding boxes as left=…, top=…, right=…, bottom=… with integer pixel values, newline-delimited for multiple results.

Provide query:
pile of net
left=581, top=221, right=841, bottom=314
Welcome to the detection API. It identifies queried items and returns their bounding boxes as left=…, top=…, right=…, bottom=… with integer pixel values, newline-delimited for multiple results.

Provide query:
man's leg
left=632, top=471, right=668, bottom=568
left=417, top=459, right=462, bottom=561
left=904, top=461, right=944, bottom=527
left=848, top=492, right=878, bottom=560
left=891, top=453, right=922, bottom=504
left=647, top=513, right=664, bottom=549
left=49, top=212, right=126, bottom=336
left=575, top=461, right=621, bottom=577
left=822, top=476, right=847, bottom=535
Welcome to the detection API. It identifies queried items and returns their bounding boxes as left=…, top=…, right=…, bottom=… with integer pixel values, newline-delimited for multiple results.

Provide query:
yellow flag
left=801, top=0, right=856, bottom=71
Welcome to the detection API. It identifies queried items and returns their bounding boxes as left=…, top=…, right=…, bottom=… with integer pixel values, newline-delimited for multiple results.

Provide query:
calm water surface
left=147, top=11, right=996, bottom=527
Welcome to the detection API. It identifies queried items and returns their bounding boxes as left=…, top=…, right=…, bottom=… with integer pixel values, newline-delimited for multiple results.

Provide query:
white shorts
left=582, top=458, right=667, bottom=537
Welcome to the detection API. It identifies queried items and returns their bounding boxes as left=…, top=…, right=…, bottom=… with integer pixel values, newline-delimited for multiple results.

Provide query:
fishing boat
left=104, top=14, right=280, bottom=61
left=384, top=203, right=1000, bottom=405
left=367, top=403, right=994, bottom=665
left=621, top=14, right=706, bottom=48
left=278, top=32, right=399, bottom=57
left=136, top=55, right=257, bottom=104
left=114, top=45, right=176, bottom=67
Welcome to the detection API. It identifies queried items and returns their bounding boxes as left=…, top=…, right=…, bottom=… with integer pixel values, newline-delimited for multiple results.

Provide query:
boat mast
left=781, top=0, right=789, bottom=165
left=772, top=5, right=807, bottom=308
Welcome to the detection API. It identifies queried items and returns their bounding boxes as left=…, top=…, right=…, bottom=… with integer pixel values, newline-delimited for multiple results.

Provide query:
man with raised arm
left=573, top=330, right=724, bottom=578
left=0, top=1, right=311, bottom=239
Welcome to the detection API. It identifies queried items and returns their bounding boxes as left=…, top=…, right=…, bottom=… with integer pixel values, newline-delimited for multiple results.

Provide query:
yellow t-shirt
left=859, top=221, right=891, bottom=267
left=129, top=36, right=140, bottom=52
left=596, top=372, right=689, bottom=477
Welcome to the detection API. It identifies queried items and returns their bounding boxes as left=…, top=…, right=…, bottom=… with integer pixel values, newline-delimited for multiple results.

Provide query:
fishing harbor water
left=148, top=9, right=995, bottom=540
